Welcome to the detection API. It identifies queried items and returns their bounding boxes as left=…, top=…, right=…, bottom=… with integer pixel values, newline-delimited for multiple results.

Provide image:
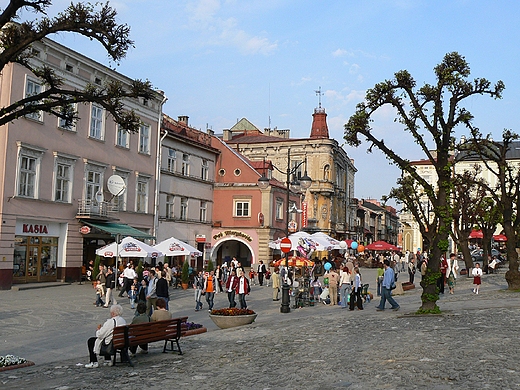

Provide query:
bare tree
left=345, top=52, right=504, bottom=311
left=0, top=1, right=154, bottom=131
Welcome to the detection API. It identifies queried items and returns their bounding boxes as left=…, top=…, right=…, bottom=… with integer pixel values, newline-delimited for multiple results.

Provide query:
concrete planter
left=184, top=327, right=207, bottom=336
left=209, top=314, right=257, bottom=329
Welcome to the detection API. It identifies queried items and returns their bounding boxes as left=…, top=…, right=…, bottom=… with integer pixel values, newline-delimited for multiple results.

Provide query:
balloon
left=324, top=262, right=332, bottom=271
left=351, top=241, right=358, bottom=250
left=357, top=245, right=365, bottom=253
left=339, top=241, right=347, bottom=249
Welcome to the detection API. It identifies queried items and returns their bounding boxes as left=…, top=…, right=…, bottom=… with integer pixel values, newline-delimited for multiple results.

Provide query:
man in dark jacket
left=156, top=270, right=170, bottom=310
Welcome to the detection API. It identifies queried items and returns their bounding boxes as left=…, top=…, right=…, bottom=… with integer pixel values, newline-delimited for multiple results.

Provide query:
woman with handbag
left=85, top=304, right=126, bottom=368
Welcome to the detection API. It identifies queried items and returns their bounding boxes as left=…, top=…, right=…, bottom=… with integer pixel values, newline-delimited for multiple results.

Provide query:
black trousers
left=258, top=273, right=264, bottom=286
left=349, top=289, right=363, bottom=310
left=227, top=290, right=236, bottom=307
left=437, top=274, right=445, bottom=294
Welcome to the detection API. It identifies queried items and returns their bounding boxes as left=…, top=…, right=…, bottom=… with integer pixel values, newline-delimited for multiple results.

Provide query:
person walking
left=156, top=270, right=170, bottom=310
left=472, top=262, right=483, bottom=294
left=375, top=259, right=400, bottom=311
left=438, top=255, right=448, bottom=294
left=325, top=267, right=339, bottom=306
left=446, top=253, right=459, bottom=295
left=271, top=268, right=281, bottom=301
left=226, top=270, right=239, bottom=307
left=145, top=269, right=158, bottom=316
left=103, top=267, right=117, bottom=308
left=204, top=270, right=217, bottom=312
left=194, top=271, right=204, bottom=311
left=339, top=267, right=352, bottom=308
left=257, top=260, right=267, bottom=286
left=236, top=270, right=250, bottom=309
left=215, top=265, right=224, bottom=293
left=408, top=259, right=416, bottom=284
left=376, top=263, right=384, bottom=296
left=349, top=267, right=363, bottom=310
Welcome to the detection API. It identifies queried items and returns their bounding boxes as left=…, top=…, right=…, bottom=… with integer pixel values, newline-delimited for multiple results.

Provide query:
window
left=200, top=201, right=207, bottom=222
left=234, top=168, right=241, bottom=176
left=291, top=160, right=303, bottom=179
left=234, top=200, right=250, bottom=217
left=181, top=154, right=190, bottom=176
left=167, top=149, right=176, bottom=173
left=24, top=78, right=43, bottom=121
left=201, top=159, right=209, bottom=180
left=86, top=169, right=102, bottom=200
left=58, top=104, right=77, bottom=131
left=18, top=156, right=37, bottom=197
left=89, top=104, right=104, bottom=140
left=136, top=176, right=149, bottom=213
left=139, top=124, right=150, bottom=154
left=276, top=198, right=284, bottom=220
left=166, top=195, right=174, bottom=218
left=116, top=125, right=129, bottom=148
left=54, top=161, right=72, bottom=202
left=180, top=197, right=188, bottom=220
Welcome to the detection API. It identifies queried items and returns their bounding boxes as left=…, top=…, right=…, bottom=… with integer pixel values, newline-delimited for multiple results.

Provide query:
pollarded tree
left=345, top=52, right=504, bottom=312
left=0, top=1, right=154, bottom=131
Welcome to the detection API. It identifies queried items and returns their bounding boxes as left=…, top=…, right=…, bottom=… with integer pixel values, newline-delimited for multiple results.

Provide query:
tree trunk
left=460, top=245, right=473, bottom=275
left=503, top=223, right=519, bottom=289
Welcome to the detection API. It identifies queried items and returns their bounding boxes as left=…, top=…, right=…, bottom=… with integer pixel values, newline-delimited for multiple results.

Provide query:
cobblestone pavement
left=1, top=268, right=520, bottom=389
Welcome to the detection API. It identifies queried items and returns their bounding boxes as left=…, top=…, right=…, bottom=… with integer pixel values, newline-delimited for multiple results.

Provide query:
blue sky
left=38, top=1, right=520, bottom=203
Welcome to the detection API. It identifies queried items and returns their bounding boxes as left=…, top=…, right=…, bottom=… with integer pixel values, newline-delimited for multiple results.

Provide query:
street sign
left=280, top=237, right=292, bottom=253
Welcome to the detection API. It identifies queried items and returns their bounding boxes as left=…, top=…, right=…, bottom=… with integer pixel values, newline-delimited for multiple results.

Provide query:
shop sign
left=213, top=230, right=253, bottom=242
left=79, top=226, right=91, bottom=234
left=23, top=224, right=48, bottom=234
left=195, top=234, right=206, bottom=243
left=288, top=220, right=298, bottom=233
left=16, top=221, right=60, bottom=236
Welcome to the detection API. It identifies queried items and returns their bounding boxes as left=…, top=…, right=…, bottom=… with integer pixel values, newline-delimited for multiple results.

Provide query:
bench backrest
left=113, top=326, right=127, bottom=349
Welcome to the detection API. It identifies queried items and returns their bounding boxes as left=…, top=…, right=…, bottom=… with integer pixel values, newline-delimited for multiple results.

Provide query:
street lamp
left=257, top=148, right=312, bottom=313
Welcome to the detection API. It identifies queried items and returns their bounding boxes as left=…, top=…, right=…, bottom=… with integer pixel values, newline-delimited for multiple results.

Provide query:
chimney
left=223, top=129, right=232, bottom=141
left=310, top=107, right=329, bottom=139
left=178, top=115, right=189, bottom=126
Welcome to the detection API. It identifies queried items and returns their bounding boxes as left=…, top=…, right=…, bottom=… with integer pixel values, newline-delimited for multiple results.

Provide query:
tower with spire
left=310, top=86, right=329, bottom=139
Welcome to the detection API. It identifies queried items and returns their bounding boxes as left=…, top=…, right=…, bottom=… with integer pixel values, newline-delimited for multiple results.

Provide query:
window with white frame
left=116, top=125, right=129, bottom=148
left=200, top=201, right=207, bottom=222
left=181, top=154, right=189, bottom=176
left=201, top=159, right=209, bottom=180
left=53, top=156, right=75, bottom=202
left=166, top=194, right=174, bottom=219
left=85, top=166, right=103, bottom=200
left=139, top=124, right=150, bottom=154
left=89, top=104, right=104, bottom=140
left=180, top=197, right=188, bottom=220
left=18, top=155, right=37, bottom=197
left=234, top=200, right=250, bottom=217
left=58, top=104, right=77, bottom=131
left=24, top=78, right=43, bottom=121
left=275, top=198, right=284, bottom=220
left=111, top=171, right=128, bottom=211
left=167, top=149, right=176, bottom=173
left=136, top=176, right=149, bottom=213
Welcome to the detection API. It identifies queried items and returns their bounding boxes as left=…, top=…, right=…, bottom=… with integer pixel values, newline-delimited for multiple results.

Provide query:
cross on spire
left=315, top=86, right=323, bottom=108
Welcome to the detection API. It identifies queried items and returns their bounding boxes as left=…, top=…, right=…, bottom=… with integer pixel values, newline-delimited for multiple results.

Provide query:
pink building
left=0, top=38, right=164, bottom=289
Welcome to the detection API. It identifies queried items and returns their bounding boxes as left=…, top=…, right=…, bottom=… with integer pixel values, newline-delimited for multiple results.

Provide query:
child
left=94, top=280, right=105, bottom=307
left=249, top=269, right=256, bottom=286
left=472, top=262, right=483, bottom=294
left=310, top=276, right=322, bottom=303
left=128, top=284, right=137, bottom=309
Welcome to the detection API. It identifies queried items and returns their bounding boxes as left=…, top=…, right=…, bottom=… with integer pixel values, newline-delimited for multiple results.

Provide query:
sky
left=23, top=0, right=520, bottom=205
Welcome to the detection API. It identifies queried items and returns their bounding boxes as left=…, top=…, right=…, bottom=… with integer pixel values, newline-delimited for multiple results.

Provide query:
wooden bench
left=111, top=316, right=189, bottom=366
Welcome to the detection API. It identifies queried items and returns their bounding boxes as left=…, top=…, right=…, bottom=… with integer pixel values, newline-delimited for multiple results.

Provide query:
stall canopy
left=310, top=232, right=341, bottom=250
left=96, top=236, right=162, bottom=258
left=153, top=237, right=202, bottom=257
left=268, top=232, right=326, bottom=258
left=273, top=256, right=314, bottom=268
left=365, top=240, right=399, bottom=251
left=493, top=234, right=507, bottom=242
left=469, top=230, right=484, bottom=239
left=81, top=220, right=154, bottom=240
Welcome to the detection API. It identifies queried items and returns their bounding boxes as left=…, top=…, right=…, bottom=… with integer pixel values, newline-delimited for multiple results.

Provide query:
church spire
left=310, top=87, right=329, bottom=139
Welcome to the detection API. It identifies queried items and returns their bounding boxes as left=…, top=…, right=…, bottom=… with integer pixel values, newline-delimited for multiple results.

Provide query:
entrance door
left=13, top=236, right=58, bottom=284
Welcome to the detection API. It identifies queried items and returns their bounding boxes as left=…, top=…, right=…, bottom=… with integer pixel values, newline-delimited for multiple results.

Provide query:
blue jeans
left=377, top=287, right=399, bottom=310
left=377, top=277, right=382, bottom=296
left=206, top=292, right=215, bottom=310
left=195, top=289, right=203, bottom=310
left=340, top=284, right=351, bottom=307
left=238, top=293, right=247, bottom=309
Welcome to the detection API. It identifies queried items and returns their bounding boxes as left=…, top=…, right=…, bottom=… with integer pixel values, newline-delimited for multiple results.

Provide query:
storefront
left=13, top=221, right=61, bottom=283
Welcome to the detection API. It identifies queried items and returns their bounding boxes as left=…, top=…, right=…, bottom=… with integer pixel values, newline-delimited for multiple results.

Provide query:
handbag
left=100, top=319, right=116, bottom=356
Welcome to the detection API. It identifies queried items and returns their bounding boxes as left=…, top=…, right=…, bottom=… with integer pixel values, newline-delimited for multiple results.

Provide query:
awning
left=80, top=220, right=154, bottom=240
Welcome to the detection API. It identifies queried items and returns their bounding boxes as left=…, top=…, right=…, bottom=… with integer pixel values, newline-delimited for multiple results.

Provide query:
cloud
left=349, top=63, right=360, bottom=74
left=185, top=0, right=277, bottom=55
left=332, top=48, right=353, bottom=57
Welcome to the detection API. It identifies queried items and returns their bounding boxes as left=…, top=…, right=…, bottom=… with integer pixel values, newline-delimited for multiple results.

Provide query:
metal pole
left=280, top=148, right=291, bottom=313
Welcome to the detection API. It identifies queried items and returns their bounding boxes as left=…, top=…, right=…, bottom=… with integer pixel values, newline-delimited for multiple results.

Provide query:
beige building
left=223, top=105, right=357, bottom=242
left=0, top=38, right=164, bottom=289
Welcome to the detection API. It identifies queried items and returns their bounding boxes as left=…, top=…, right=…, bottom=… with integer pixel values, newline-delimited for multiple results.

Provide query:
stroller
left=361, top=283, right=370, bottom=303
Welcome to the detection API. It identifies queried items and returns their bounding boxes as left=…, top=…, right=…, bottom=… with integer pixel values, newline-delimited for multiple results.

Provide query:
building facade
left=223, top=106, right=357, bottom=241
left=0, top=38, right=164, bottom=289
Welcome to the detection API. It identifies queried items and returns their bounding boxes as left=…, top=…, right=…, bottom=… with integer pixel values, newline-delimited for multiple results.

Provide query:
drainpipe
left=153, top=92, right=168, bottom=242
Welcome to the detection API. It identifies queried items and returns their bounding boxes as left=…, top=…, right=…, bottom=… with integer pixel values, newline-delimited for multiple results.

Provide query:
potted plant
left=181, top=261, right=190, bottom=289
left=208, top=308, right=257, bottom=329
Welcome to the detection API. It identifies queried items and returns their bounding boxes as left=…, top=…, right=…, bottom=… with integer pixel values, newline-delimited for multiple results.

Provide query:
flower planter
left=0, top=361, right=34, bottom=372
left=181, top=282, right=189, bottom=290
left=209, top=314, right=257, bottom=329
left=184, top=327, right=207, bottom=336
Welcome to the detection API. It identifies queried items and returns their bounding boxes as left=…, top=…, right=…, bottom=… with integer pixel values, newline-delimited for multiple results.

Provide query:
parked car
left=471, top=248, right=504, bottom=263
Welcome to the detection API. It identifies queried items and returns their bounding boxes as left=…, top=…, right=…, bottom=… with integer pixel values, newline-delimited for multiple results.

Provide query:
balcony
left=76, top=199, right=118, bottom=220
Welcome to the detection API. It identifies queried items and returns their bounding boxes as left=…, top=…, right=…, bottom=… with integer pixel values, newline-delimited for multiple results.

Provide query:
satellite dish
left=107, top=175, right=126, bottom=196
left=95, top=190, right=104, bottom=203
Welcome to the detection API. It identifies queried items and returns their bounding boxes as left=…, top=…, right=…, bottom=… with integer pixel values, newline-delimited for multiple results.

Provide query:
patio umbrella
left=493, top=234, right=507, bottom=242
left=273, top=256, right=315, bottom=268
left=310, top=232, right=341, bottom=250
left=268, top=233, right=324, bottom=258
left=96, top=236, right=163, bottom=258
left=469, top=230, right=483, bottom=239
left=365, top=240, right=399, bottom=251
left=153, top=237, right=202, bottom=256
